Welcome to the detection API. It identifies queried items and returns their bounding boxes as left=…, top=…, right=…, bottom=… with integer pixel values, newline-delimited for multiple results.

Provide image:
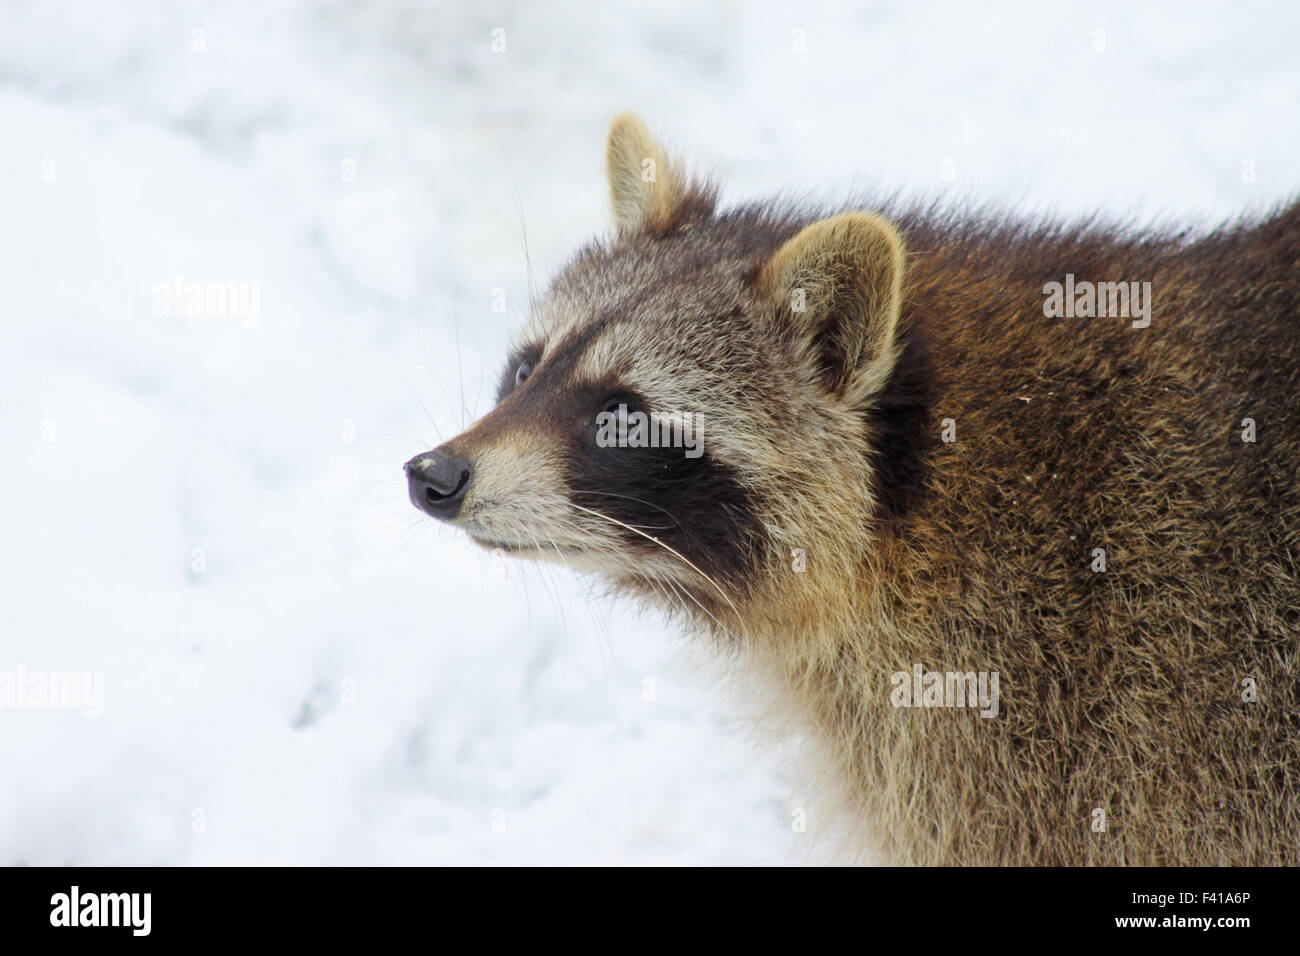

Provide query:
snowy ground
left=1, top=0, right=1296, bottom=865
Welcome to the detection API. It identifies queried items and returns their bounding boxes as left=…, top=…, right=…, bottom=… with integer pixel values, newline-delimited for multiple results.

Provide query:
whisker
left=568, top=503, right=746, bottom=642
left=390, top=363, right=442, bottom=447
left=570, top=489, right=683, bottom=527
left=472, top=344, right=485, bottom=421
left=402, top=352, right=468, bottom=437
left=364, top=496, right=418, bottom=512
left=369, top=512, right=428, bottom=535
left=523, top=527, right=570, bottom=647
left=497, top=140, right=540, bottom=315
left=453, top=304, right=468, bottom=430
left=370, top=520, right=429, bottom=580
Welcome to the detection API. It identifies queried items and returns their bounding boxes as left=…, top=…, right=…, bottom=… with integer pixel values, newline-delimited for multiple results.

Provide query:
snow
left=1, top=0, right=1296, bottom=865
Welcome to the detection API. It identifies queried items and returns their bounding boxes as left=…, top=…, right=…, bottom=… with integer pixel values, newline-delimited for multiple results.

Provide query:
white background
left=2, top=0, right=1296, bottom=864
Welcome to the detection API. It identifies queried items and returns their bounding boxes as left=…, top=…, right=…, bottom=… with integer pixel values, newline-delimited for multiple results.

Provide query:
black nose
left=405, top=450, right=471, bottom=520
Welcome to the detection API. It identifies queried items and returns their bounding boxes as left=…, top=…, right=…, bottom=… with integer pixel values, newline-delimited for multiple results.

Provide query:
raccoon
left=405, top=114, right=1300, bottom=865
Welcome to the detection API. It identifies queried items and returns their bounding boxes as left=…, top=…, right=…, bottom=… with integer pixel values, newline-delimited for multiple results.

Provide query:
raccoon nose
left=405, top=450, right=471, bottom=520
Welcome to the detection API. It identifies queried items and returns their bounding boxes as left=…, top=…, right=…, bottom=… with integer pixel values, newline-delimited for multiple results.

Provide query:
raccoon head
left=406, top=114, right=907, bottom=636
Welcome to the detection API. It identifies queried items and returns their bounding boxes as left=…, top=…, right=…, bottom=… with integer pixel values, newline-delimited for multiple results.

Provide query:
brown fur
left=410, top=115, right=1300, bottom=865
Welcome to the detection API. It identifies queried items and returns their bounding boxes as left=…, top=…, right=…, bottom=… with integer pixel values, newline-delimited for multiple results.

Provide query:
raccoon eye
left=612, top=406, right=628, bottom=429
left=514, top=361, right=534, bottom=388
left=601, top=396, right=633, bottom=419
left=596, top=396, right=639, bottom=433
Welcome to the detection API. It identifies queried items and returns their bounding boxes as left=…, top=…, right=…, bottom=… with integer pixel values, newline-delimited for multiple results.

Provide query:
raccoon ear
left=606, top=113, right=714, bottom=238
left=761, top=211, right=906, bottom=404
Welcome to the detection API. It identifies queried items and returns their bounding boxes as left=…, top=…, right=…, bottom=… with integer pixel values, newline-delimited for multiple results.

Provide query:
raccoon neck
left=733, top=320, right=940, bottom=860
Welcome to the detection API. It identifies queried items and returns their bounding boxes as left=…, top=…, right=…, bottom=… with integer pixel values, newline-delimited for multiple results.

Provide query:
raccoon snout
left=405, top=450, right=471, bottom=520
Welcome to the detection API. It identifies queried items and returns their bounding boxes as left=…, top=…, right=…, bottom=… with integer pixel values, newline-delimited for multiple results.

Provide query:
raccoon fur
left=405, top=113, right=1300, bottom=866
